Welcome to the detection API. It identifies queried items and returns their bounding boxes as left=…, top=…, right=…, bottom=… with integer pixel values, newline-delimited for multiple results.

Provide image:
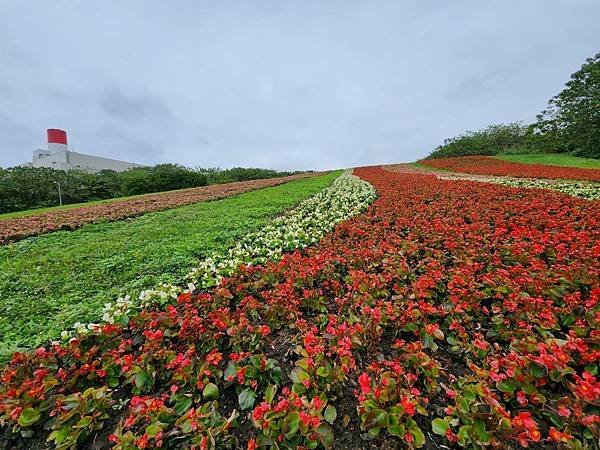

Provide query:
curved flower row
left=186, top=170, right=377, bottom=288
left=69, top=170, right=376, bottom=333
left=420, top=156, right=600, bottom=181
left=437, top=174, right=600, bottom=200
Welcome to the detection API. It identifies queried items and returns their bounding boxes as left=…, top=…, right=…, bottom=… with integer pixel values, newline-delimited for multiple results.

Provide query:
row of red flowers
left=0, top=173, right=318, bottom=245
left=0, top=166, right=598, bottom=449
left=420, top=156, right=600, bottom=182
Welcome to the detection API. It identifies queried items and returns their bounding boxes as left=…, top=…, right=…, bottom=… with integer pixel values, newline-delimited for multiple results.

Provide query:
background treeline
left=428, top=52, right=600, bottom=159
left=0, top=164, right=302, bottom=214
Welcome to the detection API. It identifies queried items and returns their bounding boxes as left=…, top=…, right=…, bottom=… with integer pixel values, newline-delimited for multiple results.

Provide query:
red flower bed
left=421, top=156, right=600, bottom=181
left=0, top=173, right=317, bottom=245
left=1, top=167, right=598, bottom=449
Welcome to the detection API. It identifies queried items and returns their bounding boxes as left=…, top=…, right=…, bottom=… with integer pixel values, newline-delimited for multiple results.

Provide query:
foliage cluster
left=428, top=53, right=600, bottom=159
left=0, top=172, right=339, bottom=359
left=0, top=164, right=300, bottom=214
left=427, top=123, right=537, bottom=159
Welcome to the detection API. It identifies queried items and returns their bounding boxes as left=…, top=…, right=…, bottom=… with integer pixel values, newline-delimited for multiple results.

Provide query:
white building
left=27, top=129, right=145, bottom=172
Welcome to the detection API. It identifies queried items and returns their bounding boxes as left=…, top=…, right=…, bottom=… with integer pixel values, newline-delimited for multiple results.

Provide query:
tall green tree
left=535, top=53, right=600, bottom=158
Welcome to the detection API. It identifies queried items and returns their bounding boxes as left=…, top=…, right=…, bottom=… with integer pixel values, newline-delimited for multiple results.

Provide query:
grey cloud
left=91, top=126, right=163, bottom=162
left=1, top=1, right=599, bottom=171
left=100, top=87, right=172, bottom=122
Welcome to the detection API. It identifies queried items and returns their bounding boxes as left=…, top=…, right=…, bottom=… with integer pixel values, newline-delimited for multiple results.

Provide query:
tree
left=535, top=53, right=600, bottom=158
left=427, top=122, right=535, bottom=159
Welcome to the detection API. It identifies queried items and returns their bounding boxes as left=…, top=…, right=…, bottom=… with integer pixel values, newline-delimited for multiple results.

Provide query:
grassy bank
left=0, top=171, right=340, bottom=359
left=494, top=153, right=600, bottom=169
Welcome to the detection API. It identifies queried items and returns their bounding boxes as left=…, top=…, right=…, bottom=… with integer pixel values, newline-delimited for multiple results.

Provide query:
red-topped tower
left=47, top=128, right=68, bottom=153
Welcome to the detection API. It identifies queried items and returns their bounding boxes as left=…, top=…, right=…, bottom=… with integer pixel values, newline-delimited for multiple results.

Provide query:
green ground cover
left=0, top=171, right=340, bottom=359
left=494, top=153, right=600, bottom=169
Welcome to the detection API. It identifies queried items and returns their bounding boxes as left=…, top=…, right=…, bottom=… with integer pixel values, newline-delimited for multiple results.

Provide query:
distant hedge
left=0, top=164, right=301, bottom=214
left=427, top=123, right=541, bottom=159
left=427, top=52, right=600, bottom=159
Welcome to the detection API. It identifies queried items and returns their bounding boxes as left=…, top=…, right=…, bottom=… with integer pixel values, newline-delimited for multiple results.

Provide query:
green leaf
left=457, top=425, right=470, bottom=446
left=316, top=423, right=334, bottom=448
left=134, top=370, right=152, bottom=390
left=529, top=363, right=547, bottom=378
left=316, top=366, right=330, bottom=377
left=584, top=364, right=598, bottom=376
left=202, top=382, right=219, bottom=400
left=388, top=424, right=405, bottom=437
left=292, top=382, right=307, bottom=394
left=47, top=427, right=70, bottom=444
left=173, top=395, right=193, bottom=416
left=432, top=418, right=449, bottom=435
left=76, top=416, right=92, bottom=429
left=283, top=412, right=300, bottom=439
left=363, top=409, right=389, bottom=431
left=289, top=367, right=309, bottom=384
left=496, top=379, right=517, bottom=393
left=265, top=384, right=276, bottom=404
left=324, top=405, right=337, bottom=424
left=446, top=335, right=460, bottom=346
left=472, top=418, right=490, bottom=443
left=421, top=333, right=438, bottom=351
left=407, top=419, right=425, bottom=447
left=18, top=408, right=40, bottom=427
left=146, top=422, right=161, bottom=438
left=238, top=388, right=256, bottom=410
left=521, top=383, right=536, bottom=395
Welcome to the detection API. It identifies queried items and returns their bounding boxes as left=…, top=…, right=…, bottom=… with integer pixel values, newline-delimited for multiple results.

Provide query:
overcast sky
left=0, top=1, right=598, bottom=171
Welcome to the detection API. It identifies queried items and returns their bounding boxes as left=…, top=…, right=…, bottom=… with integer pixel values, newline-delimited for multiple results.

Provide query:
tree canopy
left=535, top=52, right=600, bottom=158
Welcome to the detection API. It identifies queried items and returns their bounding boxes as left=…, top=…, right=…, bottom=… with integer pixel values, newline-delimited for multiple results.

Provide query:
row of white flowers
left=186, top=170, right=377, bottom=288
left=62, top=170, right=377, bottom=339
left=438, top=174, right=600, bottom=200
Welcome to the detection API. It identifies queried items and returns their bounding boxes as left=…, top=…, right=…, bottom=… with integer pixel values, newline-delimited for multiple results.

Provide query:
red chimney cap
left=47, top=129, right=67, bottom=145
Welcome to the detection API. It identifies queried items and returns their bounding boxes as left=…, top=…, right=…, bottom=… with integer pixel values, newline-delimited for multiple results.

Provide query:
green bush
left=427, top=123, right=540, bottom=159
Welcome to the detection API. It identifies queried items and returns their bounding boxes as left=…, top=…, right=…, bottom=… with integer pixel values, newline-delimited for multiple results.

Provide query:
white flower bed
left=187, top=170, right=377, bottom=288
left=438, top=174, right=600, bottom=200
left=64, top=170, right=376, bottom=336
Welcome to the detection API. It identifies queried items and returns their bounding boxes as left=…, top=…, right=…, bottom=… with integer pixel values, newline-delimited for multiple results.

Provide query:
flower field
left=0, top=173, right=318, bottom=245
left=1, top=166, right=599, bottom=449
left=92, top=171, right=376, bottom=334
left=420, top=156, right=600, bottom=182
left=0, top=173, right=340, bottom=359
